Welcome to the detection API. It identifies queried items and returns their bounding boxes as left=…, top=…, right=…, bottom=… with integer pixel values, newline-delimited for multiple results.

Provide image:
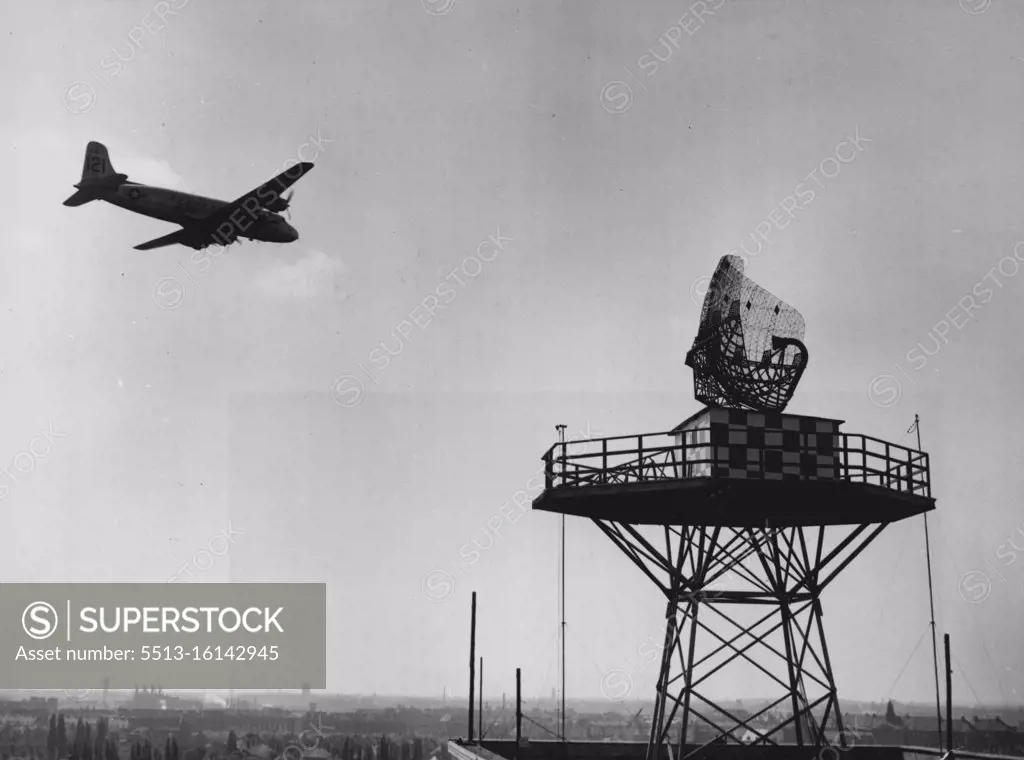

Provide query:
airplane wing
left=133, top=229, right=196, bottom=251
left=236, top=161, right=314, bottom=208
left=204, top=162, right=315, bottom=232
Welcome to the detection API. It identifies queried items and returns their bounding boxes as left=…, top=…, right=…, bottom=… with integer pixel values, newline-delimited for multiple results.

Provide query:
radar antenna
left=685, top=255, right=808, bottom=412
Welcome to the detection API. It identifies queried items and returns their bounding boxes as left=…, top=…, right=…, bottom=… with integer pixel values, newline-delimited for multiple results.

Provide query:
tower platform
left=532, top=407, right=932, bottom=527
left=453, top=740, right=1024, bottom=760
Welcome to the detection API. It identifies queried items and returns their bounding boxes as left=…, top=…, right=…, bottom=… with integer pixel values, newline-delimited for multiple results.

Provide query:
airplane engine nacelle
left=261, top=190, right=292, bottom=214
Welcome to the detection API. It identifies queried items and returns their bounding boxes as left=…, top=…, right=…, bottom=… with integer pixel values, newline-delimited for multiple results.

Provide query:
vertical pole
left=516, top=668, right=522, bottom=760
left=469, top=592, right=476, bottom=744
left=556, top=424, right=567, bottom=743
left=557, top=424, right=567, bottom=484
left=479, top=657, right=484, bottom=742
left=945, top=634, right=953, bottom=756
left=561, top=510, right=566, bottom=742
left=915, top=414, right=944, bottom=752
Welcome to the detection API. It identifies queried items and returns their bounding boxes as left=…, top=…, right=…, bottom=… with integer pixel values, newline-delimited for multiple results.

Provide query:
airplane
left=63, top=141, right=314, bottom=251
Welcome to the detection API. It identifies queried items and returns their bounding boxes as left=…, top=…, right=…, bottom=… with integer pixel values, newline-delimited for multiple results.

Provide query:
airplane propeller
left=280, top=190, right=294, bottom=219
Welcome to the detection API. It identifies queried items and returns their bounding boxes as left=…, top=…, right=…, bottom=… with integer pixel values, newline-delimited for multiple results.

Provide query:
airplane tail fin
left=64, top=141, right=128, bottom=206
left=79, top=141, right=121, bottom=184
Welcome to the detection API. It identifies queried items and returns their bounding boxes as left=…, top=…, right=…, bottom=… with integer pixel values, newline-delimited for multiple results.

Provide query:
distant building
left=964, top=716, right=1023, bottom=754
left=899, top=715, right=960, bottom=748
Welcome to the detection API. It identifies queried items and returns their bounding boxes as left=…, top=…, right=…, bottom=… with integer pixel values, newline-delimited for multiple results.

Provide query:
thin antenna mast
left=556, top=423, right=567, bottom=743
left=515, top=667, right=522, bottom=760
left=469, top=592, right=476, bottom=744
left=914, top=414, right=944, bottom=752
left=945, top=633, right=953, bottom=755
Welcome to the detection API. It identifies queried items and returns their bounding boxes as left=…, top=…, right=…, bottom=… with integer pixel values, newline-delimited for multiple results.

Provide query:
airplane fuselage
left=103, top=182, right=298, bottom=244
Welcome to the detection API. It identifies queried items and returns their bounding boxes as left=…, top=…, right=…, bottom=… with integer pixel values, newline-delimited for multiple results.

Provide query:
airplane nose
left=289, top=227, right=299, bottom=242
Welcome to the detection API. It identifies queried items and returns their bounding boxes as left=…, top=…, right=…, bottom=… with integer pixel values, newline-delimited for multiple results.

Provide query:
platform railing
left=897, top=747, right=1024, bottom=760
left=542, top=428, right=931, bottom=499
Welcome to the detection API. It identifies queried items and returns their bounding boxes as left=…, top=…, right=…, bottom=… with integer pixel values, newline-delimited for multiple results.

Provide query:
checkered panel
left=686, top=407, right=841, bottom=482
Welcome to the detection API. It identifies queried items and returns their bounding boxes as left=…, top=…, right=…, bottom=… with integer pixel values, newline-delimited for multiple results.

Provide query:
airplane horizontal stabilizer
left=133, top=229, right=190, bottom=250
left=62, top=190, right=96, bottom=207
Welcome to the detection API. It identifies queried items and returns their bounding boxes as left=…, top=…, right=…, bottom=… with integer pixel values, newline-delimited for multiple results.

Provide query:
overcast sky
left=3, top=0, right=1024, bottom=708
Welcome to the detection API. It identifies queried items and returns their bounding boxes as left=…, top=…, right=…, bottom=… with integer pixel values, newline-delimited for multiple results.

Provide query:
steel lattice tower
left=532, top=256, right=935, bottom=760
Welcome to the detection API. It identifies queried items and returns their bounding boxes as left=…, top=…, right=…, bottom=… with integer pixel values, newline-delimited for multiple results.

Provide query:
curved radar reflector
left=685, top=255, right=808, bottom=412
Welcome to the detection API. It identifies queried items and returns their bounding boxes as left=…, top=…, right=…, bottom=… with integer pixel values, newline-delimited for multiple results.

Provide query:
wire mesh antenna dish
left=685, top=255, right=808, bottom=412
